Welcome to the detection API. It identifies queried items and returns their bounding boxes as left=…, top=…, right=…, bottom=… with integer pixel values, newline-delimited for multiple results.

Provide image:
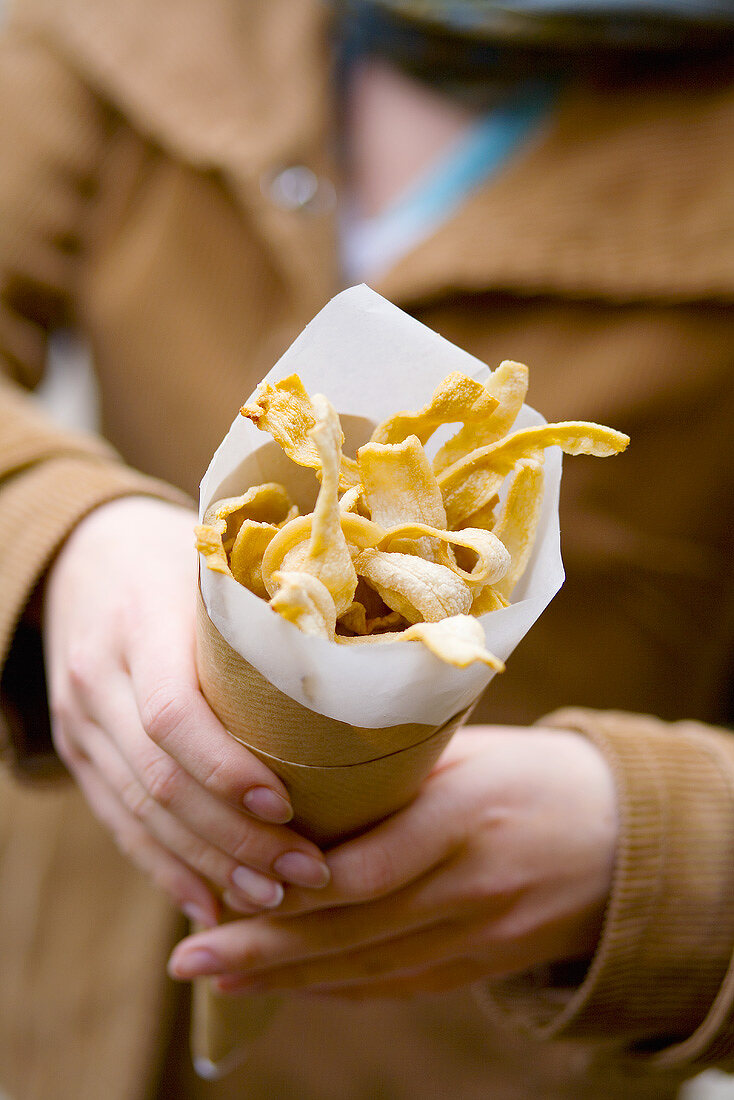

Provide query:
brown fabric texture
left=483, top=710, right=734, bottom=1066
left=0, top=770, right=181, bottom=1100
left=0, top=0, right=732, bottom=1097
left=0, top=14, right=192, bottom=771
left=0, top=454, right=190, bottom=770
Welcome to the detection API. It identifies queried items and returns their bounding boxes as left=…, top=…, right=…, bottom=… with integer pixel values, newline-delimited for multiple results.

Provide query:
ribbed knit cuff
left=0, top=375, right=115, bottom=475
left=0, top=454, right=192, bottom=773
left=480, top=708, right=734, bottom=1066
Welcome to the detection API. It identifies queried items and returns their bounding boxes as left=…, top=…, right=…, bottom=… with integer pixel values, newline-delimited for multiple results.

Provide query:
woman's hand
left=43, top=496, right=330, bottom=928
left=167, top=725, right=617, bottom=994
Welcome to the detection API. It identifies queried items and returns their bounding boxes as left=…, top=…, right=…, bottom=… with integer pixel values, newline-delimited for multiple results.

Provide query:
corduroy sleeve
left=0, top=24, right=191, bottom=775
left=478, top=708, right=734, bottom=1070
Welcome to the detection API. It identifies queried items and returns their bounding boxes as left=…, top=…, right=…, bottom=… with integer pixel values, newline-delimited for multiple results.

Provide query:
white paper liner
left=199, top=285, right=564, bottom=728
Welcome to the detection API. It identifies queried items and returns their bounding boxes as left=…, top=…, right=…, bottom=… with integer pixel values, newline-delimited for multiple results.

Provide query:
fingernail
left=182, top=902, right=217, bottom=929
left=272, top=850, right=331, bottom=888
left=231, top=865, right=284, bottom=909
left=243, top=787, right=293, bottom=824
left=222, top=890, right=261, bottom=916
left=168, top=947, right=221, bottom=980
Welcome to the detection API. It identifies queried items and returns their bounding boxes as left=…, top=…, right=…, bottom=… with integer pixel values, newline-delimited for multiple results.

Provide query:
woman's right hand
left=42, top=496, right=330, bottom=928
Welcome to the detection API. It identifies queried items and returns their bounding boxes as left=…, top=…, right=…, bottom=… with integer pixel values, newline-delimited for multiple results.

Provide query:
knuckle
left=56, top=735, right=84, bottom=772
left=48, top=703, right=87, bottom=768
left=139, top=754, right=181, bottom=810
left=339, top=844, right=395, bottom=901
left=238, top=938, right=263, bottom=968
left=48, top=693, right=73, bottom=732
left=176, top=830, right=212, bottom=874
left=49, top=719, right=75, bottom=765
left=199, top=755, right=241, bottom=802
left=151, top=863, right=196, bottom=908
left=119, top=774, right=153, bottom=821
left=217, top=929, right=260, bottom=970
left=452, top=867, right=500, bottom=911
left=229, top=831, right=261, bottom=868
left=67, top=646, right=99, bottom=694
left=108, top=811, right=151, bottom=864
left=140, top=681, right=194, bottom=746
left=113, top=824, right=139, bottom=861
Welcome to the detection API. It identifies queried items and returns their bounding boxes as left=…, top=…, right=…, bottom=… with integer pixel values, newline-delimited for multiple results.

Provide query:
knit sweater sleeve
left=0, top=23, right=191, bottom=776
left=479, top=707, right=734, bottom=1070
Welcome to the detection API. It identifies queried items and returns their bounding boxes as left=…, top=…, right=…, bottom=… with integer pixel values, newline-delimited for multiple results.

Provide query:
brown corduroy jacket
left=1, top=1, right=734, bottom=1098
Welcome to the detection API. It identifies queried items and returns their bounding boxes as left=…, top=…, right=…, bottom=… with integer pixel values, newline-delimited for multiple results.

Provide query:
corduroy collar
left=12, top=0, right=734, bottom=304
left=13, top=0, right=334, bottom=179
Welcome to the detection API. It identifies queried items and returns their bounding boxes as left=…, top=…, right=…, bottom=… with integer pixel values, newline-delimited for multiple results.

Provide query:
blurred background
left=0, top=1, right=732, bottom=1098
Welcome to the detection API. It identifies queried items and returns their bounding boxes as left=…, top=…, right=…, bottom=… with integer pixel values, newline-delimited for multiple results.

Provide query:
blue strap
left=382, top=80, right=557, bottom=236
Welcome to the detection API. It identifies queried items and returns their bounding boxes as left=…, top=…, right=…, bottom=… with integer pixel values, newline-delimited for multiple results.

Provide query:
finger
left=202, top=856, right=588, bottom=988
left=71, top=751, right=220, bottom=927
left=203, top=921, right=471, bottom=993
left=85, top=668, right=331, bottom=889
left=125, top=618, right=296, bottom=822
left=244, top=921, right=561, bottom=997
left=208, top=898, right=591, bottom=992
left=77, top=716, right=290, bottom=911
left=167, top=833, right=510, bottom=980
left=268, top=959, right=488, bottom=999
left=274, top=764, right=475, bottom=919
left=168, top=882, right=452, bottom=980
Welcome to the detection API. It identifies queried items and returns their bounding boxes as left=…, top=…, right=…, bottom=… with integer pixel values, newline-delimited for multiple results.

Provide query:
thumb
left=278, top=756, right=474, bottom=915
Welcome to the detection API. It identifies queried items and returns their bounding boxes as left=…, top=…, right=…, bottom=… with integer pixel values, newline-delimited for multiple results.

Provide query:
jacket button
left=262, top=166, right=335, bottom=213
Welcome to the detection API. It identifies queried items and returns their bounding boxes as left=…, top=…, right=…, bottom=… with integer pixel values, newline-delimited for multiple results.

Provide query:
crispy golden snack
left=433, top=360, right=528, bottom=474
left=338, top=602, right=406, bottom=637
left=229, top=520, right=279, bottom=599
left=194, top=518, right=231, bottom=575
left=338, top=485, right=364, bottom=513
left=335, top=612, right=504, bottom=671
left=241, top=374, right=360, bottom=490
left=261, top=514, right=314, bottom=591
left=304, top=394, right=359, bottom=616
left=438, top=421, right=630, bottom=529
left=196, top=482, right=296, bottom=574
left=203, top=483, right=295, bottom=531
left=262, top=512, right=384, bottom=592
left=354, top=549, right=473, bottom=624
left=338, top=601, right=369, bottom=635
left=263, top=396, right=358, bottom=617
left=492, top=459, right=545, bottom=600
left=335, top=631, right=406, bottom=646
left=378, top=522, right=510, bottom=588
left=369, top=371, right=497, bottom=447
left=471, top=586, right=510, bottom=615
left=358, top=436, right=447, bottom=530
left=402, top=616, right=505, bottom=671
left=240, top=375, right=319, bottom=467
left=454, top=496, right=500, bottom=532
left=201, top=367, right=629, bottom=669
left=269, top=571, right=336, bottom=638
left=340, top=513, right=386, bottom=552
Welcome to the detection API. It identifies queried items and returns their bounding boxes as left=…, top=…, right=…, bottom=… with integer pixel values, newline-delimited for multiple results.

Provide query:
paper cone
left=195, top=592, right=470, bottom=843
left=189, top=286, right=566, bottom=1077
left=192, top=590, right=474, bottom=1075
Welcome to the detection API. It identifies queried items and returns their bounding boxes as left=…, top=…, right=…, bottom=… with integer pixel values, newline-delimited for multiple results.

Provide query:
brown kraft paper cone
left=190, top=589, right=475, bottom=1078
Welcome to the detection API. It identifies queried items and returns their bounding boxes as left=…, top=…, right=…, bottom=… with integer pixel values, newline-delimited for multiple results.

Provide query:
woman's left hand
left=167, top=725, right=618, bottom=997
